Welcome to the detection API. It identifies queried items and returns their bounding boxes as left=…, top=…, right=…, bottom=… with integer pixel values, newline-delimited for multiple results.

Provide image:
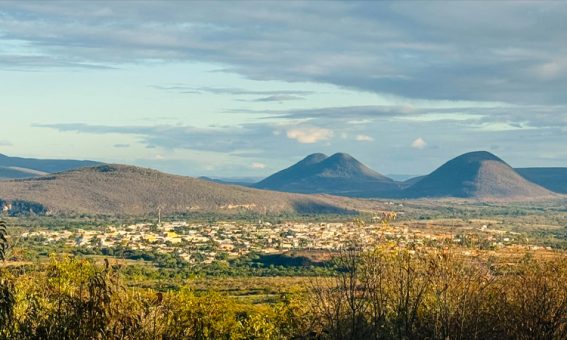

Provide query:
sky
left=1, top=1, right=566, bottom=178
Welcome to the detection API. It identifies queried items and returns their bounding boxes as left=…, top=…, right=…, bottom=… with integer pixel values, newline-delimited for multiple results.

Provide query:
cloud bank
left=2, top=1, right=566, bottom=175
left=1, top=2, right=567, bottom=104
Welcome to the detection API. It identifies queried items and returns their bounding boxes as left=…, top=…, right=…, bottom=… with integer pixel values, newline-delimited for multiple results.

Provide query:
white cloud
left=286, top=127, right=333, bottom=144
left=347, top=119, right=372, bottom=125
left=355, top=134, right=374, bottom=142
left=532, top=58, right=567, bottom=80
left=411, top=137, right=427, bottom=149
left=251, top=162, right=266, bottom=169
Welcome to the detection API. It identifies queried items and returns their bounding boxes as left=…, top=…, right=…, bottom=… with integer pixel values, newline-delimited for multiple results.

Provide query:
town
left=20, top=217, right=554, bottom=265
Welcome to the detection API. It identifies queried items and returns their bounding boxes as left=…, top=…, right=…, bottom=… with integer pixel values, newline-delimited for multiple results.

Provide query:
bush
left=0, top=256, right=309, bottom=339
left=308, top=244, right=566, bottom=339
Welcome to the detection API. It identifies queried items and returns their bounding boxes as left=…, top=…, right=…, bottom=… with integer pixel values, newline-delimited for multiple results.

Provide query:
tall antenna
left=158, top=207, right=161, bottom=225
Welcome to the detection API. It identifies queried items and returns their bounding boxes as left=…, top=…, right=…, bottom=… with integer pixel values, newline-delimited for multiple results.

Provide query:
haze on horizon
left=1, top=1, right=566, bottom=178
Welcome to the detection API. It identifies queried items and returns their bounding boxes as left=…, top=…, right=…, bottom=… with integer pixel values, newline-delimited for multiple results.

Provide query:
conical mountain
left=403, top=151, right=554, bottom=199
left=254, top=153, right=399, bottom=197
left=256, top=153, right=328, bottom=188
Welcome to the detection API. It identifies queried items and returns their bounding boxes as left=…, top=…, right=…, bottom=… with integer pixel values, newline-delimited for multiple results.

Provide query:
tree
left=0, top=220, right=7, bottom=262
left=0, top=220, right=15, bottom=338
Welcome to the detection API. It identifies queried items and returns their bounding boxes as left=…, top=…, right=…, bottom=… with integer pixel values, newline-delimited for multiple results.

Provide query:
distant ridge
left=0, top=164, right=360, bottom=216
left=403, top=151, right=554, bottom=199
left=0, top=153, right=100, bottom=179
left=254, top=153, right=400, bottom=197
left=400, top=175, right=426, bottom=189
left=0, top=152, right=561, bottom=208
left=0, top=166, right=48, bottom=179
left=516, top=168, right=567, bottom=194
left=198, top=176, right=258, bottom=187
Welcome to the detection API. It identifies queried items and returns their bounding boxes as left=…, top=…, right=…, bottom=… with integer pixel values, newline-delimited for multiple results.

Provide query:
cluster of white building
left=20, top=219, right=550, bottom=264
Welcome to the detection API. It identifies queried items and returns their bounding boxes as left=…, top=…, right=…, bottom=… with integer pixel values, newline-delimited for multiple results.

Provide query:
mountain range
left=253, top=151, right=560, bottom=199
left=2, top=152, right=564, bottom=195
left=0, top=151, right=563, bottom=216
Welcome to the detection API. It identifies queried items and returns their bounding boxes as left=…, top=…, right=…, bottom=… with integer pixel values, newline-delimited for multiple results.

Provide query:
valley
left=1, top=155, right=565, bottom=339
left=2, top=2, right=566, bottom=338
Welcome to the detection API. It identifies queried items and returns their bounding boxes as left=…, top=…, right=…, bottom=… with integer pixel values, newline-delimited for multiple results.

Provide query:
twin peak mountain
left=0, top=151, right=559, bottom=217
left=254, top=151, right=554, bottom=199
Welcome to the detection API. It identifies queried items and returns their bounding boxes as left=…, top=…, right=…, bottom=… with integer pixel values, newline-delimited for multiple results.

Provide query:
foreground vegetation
left=1, top=233, right=565, bottom=339
left=312, top=245, right=565, bottom=339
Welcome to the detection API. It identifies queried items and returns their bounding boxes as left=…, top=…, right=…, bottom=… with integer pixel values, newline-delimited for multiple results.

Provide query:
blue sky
left=1, top=1, right=566, bottom=177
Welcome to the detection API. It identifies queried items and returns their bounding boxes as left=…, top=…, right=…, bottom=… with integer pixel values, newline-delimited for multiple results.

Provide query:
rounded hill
left=0, top=164, right=360, bottom=216
left=254, top=153, right=399, bottom=197
left=403, top=151, right=554, bottom=199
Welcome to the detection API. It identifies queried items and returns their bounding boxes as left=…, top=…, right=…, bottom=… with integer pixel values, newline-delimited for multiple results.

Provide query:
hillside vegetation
left=0, top=245, right=564, bottom=339
left=0, top=165, right=360, bottom=216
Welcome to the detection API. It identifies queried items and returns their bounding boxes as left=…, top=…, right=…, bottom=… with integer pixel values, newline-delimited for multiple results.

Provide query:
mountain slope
left=399, top=175, right=426, bottom=189
left=0, top=166, right=48, bottom=179
left=0, top=153, right=101, bottom=179
left=516, top=168, right=567, bottom=194
left=0, top=164, right=359, bottom=216
left=404, top=151, right=554, bottom=199
left=254, top=153, right=400, bottom=197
